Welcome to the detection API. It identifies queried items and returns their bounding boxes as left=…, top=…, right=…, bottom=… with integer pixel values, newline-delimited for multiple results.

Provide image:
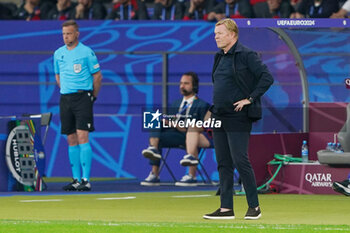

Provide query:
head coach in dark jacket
left=203, top=18, right=273, bottom=220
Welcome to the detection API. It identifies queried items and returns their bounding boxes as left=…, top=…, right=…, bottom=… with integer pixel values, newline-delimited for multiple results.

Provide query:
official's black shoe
left=62, top=179, right=80, bottom=191
left=203, top=208, right=235, bottom=220
left=76, top=179, right=91, bottom=191
left=332, top=180, right=350, bottom=196
left=244, top=207, right=262, bottom=220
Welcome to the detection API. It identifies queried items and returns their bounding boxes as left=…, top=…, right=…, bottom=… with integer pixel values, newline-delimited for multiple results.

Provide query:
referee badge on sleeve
left=73, top=64, right=82, bottom=73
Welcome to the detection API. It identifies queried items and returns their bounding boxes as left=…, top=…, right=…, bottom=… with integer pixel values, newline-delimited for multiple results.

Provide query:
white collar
left=182, top=95, right=196, bottom=105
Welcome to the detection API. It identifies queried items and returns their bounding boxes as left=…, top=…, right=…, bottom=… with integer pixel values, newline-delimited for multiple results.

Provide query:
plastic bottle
left=233, top=169, right=240, bottom=186
left=335, top=143, right=344, bottom=153
left=233, top=169, right=241, bottom=191
left=332, top=143, right=336, bottom=151
left=301, top=140, right=308, bottom=163
left=326, top=142, right=333, bottom=151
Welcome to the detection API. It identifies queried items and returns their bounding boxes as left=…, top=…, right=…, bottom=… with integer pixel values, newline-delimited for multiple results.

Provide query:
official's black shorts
left=60, top=91, right=95, bottom=135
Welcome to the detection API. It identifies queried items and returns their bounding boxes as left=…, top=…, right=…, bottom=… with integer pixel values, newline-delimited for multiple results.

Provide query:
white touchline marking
left=172, top=194, right=211, bottom=198
left=1, top=220, right=349, bottom=231
left=83, top=223, right=350, bottom=231
left=97, top=196, right=136, bottom=200
left=20, top=199, right=62, bottom=203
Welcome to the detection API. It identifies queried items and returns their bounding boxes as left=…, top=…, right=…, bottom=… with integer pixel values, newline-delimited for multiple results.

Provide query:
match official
left=54, top=20, right=102, bottom=191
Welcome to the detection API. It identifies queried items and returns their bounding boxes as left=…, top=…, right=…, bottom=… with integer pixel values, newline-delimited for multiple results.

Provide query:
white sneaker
left=180, top=154, right=199, bottom=166
left=142, top=146, right=161, bottom=160
left=175, top=174, right=197, bottom=187
left=140, top=172, right=160, bottom=186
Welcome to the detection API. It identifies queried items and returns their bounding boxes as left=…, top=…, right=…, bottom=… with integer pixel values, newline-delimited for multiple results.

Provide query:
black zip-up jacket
left=212, top=41, right=274, bottom=119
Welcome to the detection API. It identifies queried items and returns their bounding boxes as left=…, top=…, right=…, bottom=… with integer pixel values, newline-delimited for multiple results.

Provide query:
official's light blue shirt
left=53, top=42, right=100, bottom=94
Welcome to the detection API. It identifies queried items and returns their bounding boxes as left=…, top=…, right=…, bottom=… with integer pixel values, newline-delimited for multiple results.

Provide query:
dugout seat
left=158, top=145, right=215, bottom=184
left=317, top=103, right=350, bottom=165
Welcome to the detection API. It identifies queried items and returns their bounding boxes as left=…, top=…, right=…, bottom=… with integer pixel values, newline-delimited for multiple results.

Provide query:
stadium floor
left=0, top=178, right=220, bottom=196
left=46, top=179, right=220, bottom=193
left=0, top=179, right=349, bottom=233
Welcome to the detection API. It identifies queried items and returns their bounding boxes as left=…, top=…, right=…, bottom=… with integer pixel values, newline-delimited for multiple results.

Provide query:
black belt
left=77, top=90, right=92, bottom=93
left=62, top=90, right=92, bottom=96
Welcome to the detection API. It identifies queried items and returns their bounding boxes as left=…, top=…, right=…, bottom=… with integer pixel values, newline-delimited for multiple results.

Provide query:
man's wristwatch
left=247, top=97, right=254, bottom=104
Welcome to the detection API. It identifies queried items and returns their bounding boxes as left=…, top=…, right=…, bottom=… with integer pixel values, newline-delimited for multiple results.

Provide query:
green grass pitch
left=0, top=191, right=349, bottom=233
